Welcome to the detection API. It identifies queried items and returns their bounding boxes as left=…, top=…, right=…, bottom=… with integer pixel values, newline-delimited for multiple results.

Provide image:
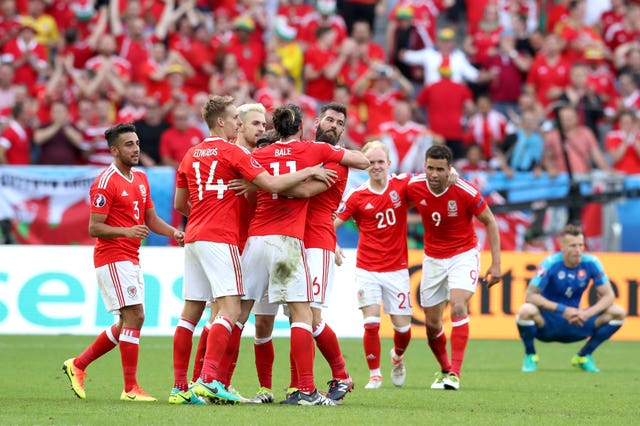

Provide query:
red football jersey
left=407, top=175, right=486, bottom=258
left=90, top=165, right=155, bottom=267
left=176, top=137, right=265, bottom=245
left=249, top=139, right=346, bottom=240
left=337, top=174, right=410, bottom=272
left=304, top=162, right=349, bottom=251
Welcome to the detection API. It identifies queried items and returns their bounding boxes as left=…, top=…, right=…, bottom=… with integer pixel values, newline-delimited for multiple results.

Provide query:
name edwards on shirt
left=193, top=147, right=218, bottom=157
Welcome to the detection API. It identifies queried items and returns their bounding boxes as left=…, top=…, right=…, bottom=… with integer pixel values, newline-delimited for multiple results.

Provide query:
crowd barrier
left=1, top=246, right=637, bottom=340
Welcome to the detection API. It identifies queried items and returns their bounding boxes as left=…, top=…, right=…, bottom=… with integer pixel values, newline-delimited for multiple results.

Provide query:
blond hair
left=201, top=95, right=235, bottom=130
left=237, top=103, right=266, bottom=124
left=361, top=140, right=389, bottom=159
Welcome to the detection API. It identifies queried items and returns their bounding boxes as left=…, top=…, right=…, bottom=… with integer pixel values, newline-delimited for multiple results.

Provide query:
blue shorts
left=536, top=311, right=598, bottom=343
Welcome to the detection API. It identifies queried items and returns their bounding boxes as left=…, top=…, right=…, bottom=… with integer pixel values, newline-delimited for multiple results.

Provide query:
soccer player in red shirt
left=406, top=144, right=501, bottom=391
left=238, top=104, right=369, bottom=405
left=62, top=123, right=185, bottom=402
left=334, top=141, right=413, bottom=390
left=249, top=102, right=356, bottom=403
left=172, top=96, right=336, bottom=404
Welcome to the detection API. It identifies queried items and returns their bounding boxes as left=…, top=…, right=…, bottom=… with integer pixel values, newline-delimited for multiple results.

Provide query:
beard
left=315, top=126, right=339, bottom=146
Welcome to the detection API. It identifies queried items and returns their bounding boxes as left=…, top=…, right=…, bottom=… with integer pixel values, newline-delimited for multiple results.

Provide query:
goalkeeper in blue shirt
left=516, top=224, right=625, bottom=372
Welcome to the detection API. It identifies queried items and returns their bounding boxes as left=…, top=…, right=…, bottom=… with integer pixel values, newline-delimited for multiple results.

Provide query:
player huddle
left=61, top=95, right=625, bottom=406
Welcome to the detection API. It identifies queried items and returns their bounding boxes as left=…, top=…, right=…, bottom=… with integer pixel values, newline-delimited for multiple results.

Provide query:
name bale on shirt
left=274, top=148, right=291, bottom=157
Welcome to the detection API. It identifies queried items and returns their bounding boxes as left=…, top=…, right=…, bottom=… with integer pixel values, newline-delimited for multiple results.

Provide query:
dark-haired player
left=63, top=123, right=185, bottom=402
left=516, top=224, right=625, bottom=373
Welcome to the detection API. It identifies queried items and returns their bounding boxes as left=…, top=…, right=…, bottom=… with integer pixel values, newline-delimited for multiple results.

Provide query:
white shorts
left=419, top=248, right=480, bottom=308
left=183, top=241, right=244, bottom=301
left=307, top=248, right=335, bottom=309
left=96, top=261, right=144, bottom=313
left=241, top=235, right=312, bottom=304
left=355, top=268, right=412, bottom=315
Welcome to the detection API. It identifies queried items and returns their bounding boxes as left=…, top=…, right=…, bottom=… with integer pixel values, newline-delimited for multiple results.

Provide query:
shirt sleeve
left=529, top=256, right=553, bottom=290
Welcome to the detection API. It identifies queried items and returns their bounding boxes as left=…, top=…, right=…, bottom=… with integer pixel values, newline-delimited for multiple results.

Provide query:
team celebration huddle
left=60, top=94, right=625, bottom=406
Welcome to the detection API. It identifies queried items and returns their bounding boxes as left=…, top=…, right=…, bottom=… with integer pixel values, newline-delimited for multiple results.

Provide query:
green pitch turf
left=0, top=335, right=637, bottom=425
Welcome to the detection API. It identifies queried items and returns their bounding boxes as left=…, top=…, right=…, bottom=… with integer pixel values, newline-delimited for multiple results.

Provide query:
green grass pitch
left=1, top=335, right=638, bottom=425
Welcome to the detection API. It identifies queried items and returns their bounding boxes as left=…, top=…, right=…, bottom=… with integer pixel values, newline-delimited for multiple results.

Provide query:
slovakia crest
left=578, top=269, right=587, bottom=279
left=92, top=193, right=107, bottom=208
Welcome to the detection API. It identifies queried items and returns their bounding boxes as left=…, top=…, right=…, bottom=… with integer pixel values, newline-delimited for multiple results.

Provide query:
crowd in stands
left=1, top=0, right=640, bottom=178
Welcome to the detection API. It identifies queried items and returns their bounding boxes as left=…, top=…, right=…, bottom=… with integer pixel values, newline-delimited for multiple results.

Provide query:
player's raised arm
left=339, top=148, right=370, bottom=170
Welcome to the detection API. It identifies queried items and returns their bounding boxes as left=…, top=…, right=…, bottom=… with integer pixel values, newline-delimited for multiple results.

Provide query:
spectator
left=268, top=17, right=304, bottom=92
left=253, top=63, right=285, bottom=120
left=0, top=102, right=31, bottom=164
left=21, top=0, right=60, bottom=54
left=543, top=104, right=611, bottom=177
left=159, top=103, right=204, bottom=168
left=454, top=142, right=491, bottom=173
left=415, top=65, right=474, bottom=159
left=32, top=101, right=83, bottom=165
left=525, top=33, right=570, bottom=110
left=463, top=2, right=502, bottom=66
left=557, top=62, right=604, bottom=141
left=379, top=99, right=439, bottom=174
left=335, top=37, right=368, bottom=90
left=466, top=95, right=508, bottom=161
left=303, top=26, right=341, bottom=104
left=224, top=16, right=265, bottom=88
left=554, top=0, right=604, bottom=64
left=350, top=19, right=385, bottom=65
left=141, top=39, right=194, bottom=102
left=209, top=52, right=250, bottom=103
left=109, top=10, right=152, bottom=84
left=387, top=0, right=453, bottom=49
left=584, top=47, right=617, bottom=108
left=1, top=21, right=48, bottom=92
left=332, top=83, right=365, bottom=149
left=133, top=97, right=170, bottom=167
left=400, top=26, right=488, bottom=87
left=341, top=0, right=381, bottom=36
left=605, top=72, right=640, bottom=120
left=83, top=34, right=130, bottom=102
left=0, top=0, right=21, bottom=50
left=353, top=63, right=413, bottom=138
left=598, top=0, right=627, bottom=36
left=602, top=4, right=638, bottom=54
left=497, top=109, right=544, bottom=178
left=605, top=109, right=640, bottom=174
left=387, top=5, right=426, bottom=84
left=0, top=63, right=16, bottom=118
left=614, top=43, right=640, bottom=83
left=299, top=0, right=347, bottom=47
left=276, top=0, right=314, bottom=38
left=82, top=97, right=115, bottom=166
left=117, top=82, right=147, bottom=124
left=482, top=28, right=532, bottom=117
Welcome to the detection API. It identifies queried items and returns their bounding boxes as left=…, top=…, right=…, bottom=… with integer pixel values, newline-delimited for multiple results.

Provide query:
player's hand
left=335, top=244, right=345, bottom=266
left=483, top=264, right=501, bottom=287
left=564, top=307, right=583, bottom=326
left=127, top=225, right=150, bottom=239
left=446, top=166, right=459, bottom=187
left=310, top=165, right=337, bottom=186
left=173, top=230, right=185, bottom=247
left=228, top=178, right=258, bottom=195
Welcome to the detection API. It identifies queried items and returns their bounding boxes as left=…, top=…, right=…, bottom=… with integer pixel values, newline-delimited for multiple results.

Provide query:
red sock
left=173, top=318, right=196, bottom=391
left=254, top=337, right=275, bottom=389
left=75, top=324, right=119, bottom=371
left=290, top=323, right=315, bottom=393
left=427, top=326, right=451, bottom=372
left=219, top=323, right=243, bottom=386
left=450, top=316, right=469, bottom=376
left=363, top=319, right=381, bottom=371
left=314, top=321, right=348, bottom=380
left=191, top=322, right=211, bottom=383
left=392, top=326, right=411, bottom=357
left=119, top=327, right=141, bottom=392
left=288, top=345, right=298, bottom=389
left=201, top=317, right=232, bottom=383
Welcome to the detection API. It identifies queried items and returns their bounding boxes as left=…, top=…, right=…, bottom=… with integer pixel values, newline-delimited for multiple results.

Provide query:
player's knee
left=516, top=303, right=538, bottom=320
left=255, top=316, right=275, bottom=338
left=607, top=304, right=626, bottom=321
